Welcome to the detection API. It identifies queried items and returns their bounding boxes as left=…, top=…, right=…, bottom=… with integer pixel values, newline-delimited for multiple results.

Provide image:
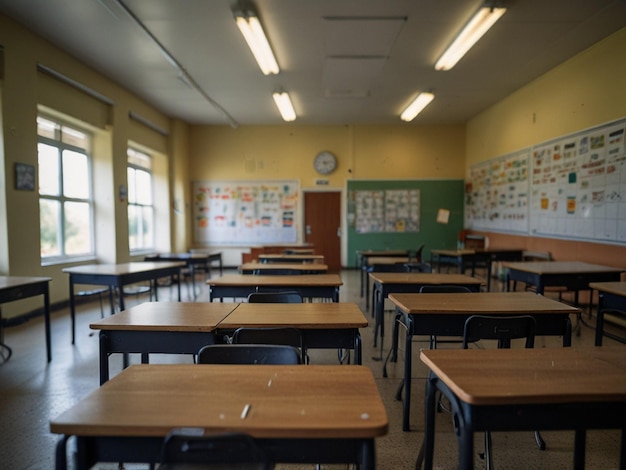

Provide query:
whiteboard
left=193, top=180, right=298, bottom=245
left=465, top=117, right=626, bottom=244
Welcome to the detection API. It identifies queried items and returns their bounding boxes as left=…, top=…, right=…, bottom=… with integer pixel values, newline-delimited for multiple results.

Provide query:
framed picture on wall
left=15, top=163, right=36, bottom=191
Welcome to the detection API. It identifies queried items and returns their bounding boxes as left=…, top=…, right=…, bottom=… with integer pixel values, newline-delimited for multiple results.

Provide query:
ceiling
left=1, top=0, right=625, bottom=127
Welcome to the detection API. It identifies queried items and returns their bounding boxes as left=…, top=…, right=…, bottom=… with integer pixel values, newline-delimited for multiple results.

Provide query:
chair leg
left=534, top=430, right=546, bottom=450
left=484, top=431, right=493, bottom=470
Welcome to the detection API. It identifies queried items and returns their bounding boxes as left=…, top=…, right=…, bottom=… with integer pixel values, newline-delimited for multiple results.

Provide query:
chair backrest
left=462, top=315, right=536, bottom=349
left=411, top=244, right=425, bottom=262
left=247, top=291, right=303, bottom=303
left=232, top=327, right=305, bottom=363
left=197, top=344, right=301, bottom=365
left=404, top=262, right=432, bottom=273
left=522, top=251, right=553, bottom=261
left=160, top=429, right=271, bottom=470
left=368, top=263, right=408, bottom=273
left=419, top=285, right=472, bottom=294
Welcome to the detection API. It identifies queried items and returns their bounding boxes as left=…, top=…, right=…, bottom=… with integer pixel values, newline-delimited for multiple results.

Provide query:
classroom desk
left=90, top=302, right=237, bottom=384
left=144, top=252, right=212, bottom=299
left=369, top=272, right=483, bottom=350
left=50, top=364, right=388, bottom=470
left=420, top=347, right=626, bottom=470
left=430, top=248, right=523, bottom=291
left=363, top=256, right=412, bottom=309
left=63, top=262, right=185, bottom=344
left=0, top=276, right=52, bottom=362
left=505, top=261, right=624, bottom=300
left=216, top=302, right=368, bottom=365
left=258, top=253, right=325, bottom=264
left=207, top=274, right=343, bottom=302
left=357, top=249, right=409, bottom=297
left=189, top=250, right=224, bottom=276
left=239, top=262, right=328, bottom=274
left=590, top=281, right=626, bottom=346
left=388, top=291, right=577, bottom=431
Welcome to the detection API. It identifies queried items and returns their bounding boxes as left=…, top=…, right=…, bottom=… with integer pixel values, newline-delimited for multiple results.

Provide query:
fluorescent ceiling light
left=435, top=5, right=506, bottom=71
left=234, top=7, right=279, bottom=75
left=400, top=92, right=435, bottom=122
left=273, top=91, right=296, bottom=122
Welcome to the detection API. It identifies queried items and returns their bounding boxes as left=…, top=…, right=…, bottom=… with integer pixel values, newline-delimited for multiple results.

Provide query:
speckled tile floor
left=0, top=268, right=623, bottom=469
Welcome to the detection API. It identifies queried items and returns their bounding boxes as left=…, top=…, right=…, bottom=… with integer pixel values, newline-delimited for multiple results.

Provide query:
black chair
left=404, top=262, right=432, bottom=273
left=159, top=429, right=272, bottom=470
left=197, top=344, right=301, bottom=365
left=232, top=327, right=306, bottom=364
left=410, top=243, right=425, bottom=263
left=247, top=291, right=303, bottom=303
left=419, top=285, right=473, bottom=348
left=462, top=315, right=541, bottom=469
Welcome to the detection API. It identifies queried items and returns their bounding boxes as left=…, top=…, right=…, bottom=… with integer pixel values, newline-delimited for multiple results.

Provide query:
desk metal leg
left=402, top=323, right=413, bottom=431
left=574, top=429, right=586, bottom=470
left=69, top=279, right=76, bottom=345
left=44, top=287, right=51, bottom=362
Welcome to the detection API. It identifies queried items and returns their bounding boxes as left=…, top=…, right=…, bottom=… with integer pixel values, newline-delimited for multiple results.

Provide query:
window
left=127, top=147, right=154, bottom=252
left=38, top=116, right=94, bottom=261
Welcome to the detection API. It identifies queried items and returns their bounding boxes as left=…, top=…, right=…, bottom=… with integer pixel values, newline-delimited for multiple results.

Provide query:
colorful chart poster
left=465, top=149, right=530, bottom=233
left=529, top=119, right=626, bottom=243
left=193, top=180, right=298, bottom=245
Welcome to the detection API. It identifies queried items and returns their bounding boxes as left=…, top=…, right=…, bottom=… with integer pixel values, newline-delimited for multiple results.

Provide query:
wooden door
left=304, top=191, right=341, bottom=272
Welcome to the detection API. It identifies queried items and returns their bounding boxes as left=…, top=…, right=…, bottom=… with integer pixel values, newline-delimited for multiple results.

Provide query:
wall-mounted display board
left=464, top=149, right=530, bottom=234
left=352, top=189, right=420, bottom=233
left=347, top=180, right=464, bottom=266
left=193, top=180, right=298, bottom=245
left=465, top=117, right=626, bottom=245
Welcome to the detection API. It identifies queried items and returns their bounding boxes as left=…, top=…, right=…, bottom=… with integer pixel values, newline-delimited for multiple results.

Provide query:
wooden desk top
left=366, top=257, right=411, bottom=265
left=0, top=276, right=52, bottom=289
left=218, top=302, right=368, bottom=329
left=240, top=262, right=328, bottom=272
left=50, top=364, right=388, bottom=439
left=504, top=261, right=624, bottom=275
left=258, top=254, right=325, bottom=263
left=420, top=347, right=626, bottom=406
left=589, top=281, right=626, bottom=297
left=90, top=302, right=237, bottom=332
left=207, top=274, right=342, bottom=287
left=389, top=291, right=580, bottom=315
left=63, top=262, right=186, bottom=275
left=368, top=272, right=483, bottom=287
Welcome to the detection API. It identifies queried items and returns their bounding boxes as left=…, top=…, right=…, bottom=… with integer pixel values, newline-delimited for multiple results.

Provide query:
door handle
left=337, top=228, right=341, bottom=237
left=306, top=225, right=311, bottom=235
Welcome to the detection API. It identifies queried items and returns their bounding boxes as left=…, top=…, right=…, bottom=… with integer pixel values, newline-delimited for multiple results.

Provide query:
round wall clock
left=313, top=151, right=337, bottom=175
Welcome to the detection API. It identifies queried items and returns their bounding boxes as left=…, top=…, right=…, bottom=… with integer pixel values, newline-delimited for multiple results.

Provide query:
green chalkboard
left=347, top=179, right=464, bottom=267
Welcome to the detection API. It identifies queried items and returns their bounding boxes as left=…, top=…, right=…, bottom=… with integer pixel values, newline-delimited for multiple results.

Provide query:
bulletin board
left=465, top=117, right=626, bottom=244
left=352, top=189, right=420, bottom=233
left=464, top=148, right=530, bottom=234
left=193, top=180, right=298, bottom=245
left=347, top=179, right=465, bottom=266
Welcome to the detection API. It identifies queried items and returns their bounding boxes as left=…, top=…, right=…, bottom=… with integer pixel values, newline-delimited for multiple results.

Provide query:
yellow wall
left=189, top=124, right=465, bottom=184
left=465, top=27, right=626, bottom=268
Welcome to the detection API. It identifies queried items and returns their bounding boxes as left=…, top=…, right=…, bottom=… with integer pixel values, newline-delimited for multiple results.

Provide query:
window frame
left=38, top=116, right=95, bottom=264
left=127, top=147, right=155, bottom=254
